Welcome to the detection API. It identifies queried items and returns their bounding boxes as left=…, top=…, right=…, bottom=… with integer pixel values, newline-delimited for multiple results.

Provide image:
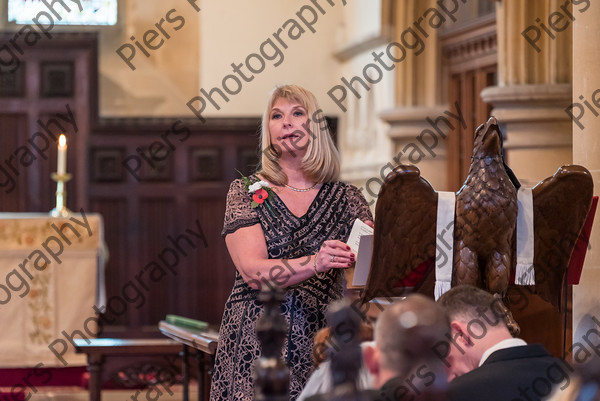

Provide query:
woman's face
left=268, top=97, right=312, bottom=157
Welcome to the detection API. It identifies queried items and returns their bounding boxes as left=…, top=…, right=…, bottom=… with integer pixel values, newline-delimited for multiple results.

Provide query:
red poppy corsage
left=236, top=170, right=275, bottom=211
left=252, top=188, right=269, bottom=205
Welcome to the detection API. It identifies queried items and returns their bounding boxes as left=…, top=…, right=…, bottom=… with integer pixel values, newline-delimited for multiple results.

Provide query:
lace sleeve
left=221, top=179, right=260, bottom=237
left=346, top=184, right=374, bottom=222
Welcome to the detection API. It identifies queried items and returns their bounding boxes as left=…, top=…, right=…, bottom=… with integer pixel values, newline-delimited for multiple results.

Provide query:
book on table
left=165, top=314, right=208, bottom=331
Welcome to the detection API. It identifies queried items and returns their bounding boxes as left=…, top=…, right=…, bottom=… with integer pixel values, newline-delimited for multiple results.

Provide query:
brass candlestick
left=50, top=172, right=72, bottom=218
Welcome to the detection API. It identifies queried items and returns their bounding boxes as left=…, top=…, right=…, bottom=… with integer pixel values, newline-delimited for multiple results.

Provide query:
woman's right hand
left=314, top=240, right=356, bottom=273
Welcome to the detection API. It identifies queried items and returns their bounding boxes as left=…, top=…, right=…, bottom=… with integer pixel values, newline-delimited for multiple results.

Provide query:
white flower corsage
left=248, top=180, right=270, bottom=193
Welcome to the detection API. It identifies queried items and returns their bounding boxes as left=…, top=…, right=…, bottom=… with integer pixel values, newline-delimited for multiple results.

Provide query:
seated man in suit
left=361, top=294, right=450, bottom=401
left=437, top=285, right=573, bottom=401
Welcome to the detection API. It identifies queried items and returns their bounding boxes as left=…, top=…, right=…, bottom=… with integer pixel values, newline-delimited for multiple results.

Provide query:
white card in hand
left=352, top=234, right=373, bottom=287
left=344, top=219, right=374, bottom=288
left=347, top=219, right=374, bottom=254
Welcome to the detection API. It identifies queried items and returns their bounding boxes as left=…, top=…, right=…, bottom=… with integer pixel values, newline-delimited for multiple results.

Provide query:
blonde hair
left=258, top=84, right=340, bottom=185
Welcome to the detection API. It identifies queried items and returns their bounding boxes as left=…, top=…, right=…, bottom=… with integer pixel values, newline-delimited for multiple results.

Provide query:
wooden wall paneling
left=89, top=118, right=262, bottom=335
left=189, top=148, right=222, bottom=182
left=0, top=113, right=28, bottom=211
left=238, top=147, right=261, bottom=177
left=90, top=148, right=126, bottom=182
left=186, top=196, right=230, bottom=324
left=28, top=41, right=94, bottom=213
left=88, top=197, right=129, bottom=329
left=0, top=60, right=25, bottom=97
left=137, top=197, right=178, bottom=329
left=0, top=33, right=96, bottom=214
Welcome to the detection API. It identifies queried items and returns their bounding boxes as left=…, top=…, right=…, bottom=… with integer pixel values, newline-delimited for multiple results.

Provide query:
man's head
left=363, top=294, right=450, bottom=391
left=437, top=285, right=517, bottom=380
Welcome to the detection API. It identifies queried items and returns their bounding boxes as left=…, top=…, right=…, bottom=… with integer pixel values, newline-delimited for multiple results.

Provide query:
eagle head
left=472, top=116, right=502, bottom=158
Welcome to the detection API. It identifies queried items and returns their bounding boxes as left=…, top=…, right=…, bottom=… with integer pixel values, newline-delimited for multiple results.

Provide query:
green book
left=166, top=314, right=208, bottom=331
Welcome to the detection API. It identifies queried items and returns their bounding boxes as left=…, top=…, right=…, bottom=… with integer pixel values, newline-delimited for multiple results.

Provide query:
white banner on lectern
left=435, top=191, right=456, bottom=300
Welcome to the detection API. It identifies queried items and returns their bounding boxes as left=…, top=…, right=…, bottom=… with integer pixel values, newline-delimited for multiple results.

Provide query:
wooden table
left=73, top=338, right=182, bottom=401
left=158, top=321, right=219, bottom=401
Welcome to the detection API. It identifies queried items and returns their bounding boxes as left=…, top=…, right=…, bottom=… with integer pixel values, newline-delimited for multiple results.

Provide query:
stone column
left=379, top=106, right=450, bottom=190
left=380, top=0, right=452, bottom=191
left=481, top=0, right=573, bottom=186
left=571, top=1, right=600, bottom=363
left=333, top=0, right=396, bottom=206
left=392, top=0, right=440, bottom=108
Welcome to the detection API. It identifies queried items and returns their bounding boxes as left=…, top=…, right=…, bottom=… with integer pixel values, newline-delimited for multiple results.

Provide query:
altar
left=0, top=212, right=106, bottom=367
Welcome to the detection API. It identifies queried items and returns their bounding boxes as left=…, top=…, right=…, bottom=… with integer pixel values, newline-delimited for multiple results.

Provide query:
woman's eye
left=293, top=110, right=305, bottom=116
left=271, top=113, right=282, bottom=119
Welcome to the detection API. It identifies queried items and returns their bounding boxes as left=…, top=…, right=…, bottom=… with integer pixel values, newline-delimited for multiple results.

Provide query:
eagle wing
left=531, top=165, right=594, bottom=309
left=363, top=165, right=438, bottom=302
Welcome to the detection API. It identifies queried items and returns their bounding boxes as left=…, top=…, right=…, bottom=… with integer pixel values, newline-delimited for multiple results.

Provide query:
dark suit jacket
left=448, top=344, right=572, bottom=401
left=363, top=376, right=447, bottom=401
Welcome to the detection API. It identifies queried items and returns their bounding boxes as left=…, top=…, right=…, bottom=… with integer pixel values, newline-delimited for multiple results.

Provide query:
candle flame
left=59, top=135, right=67, bottom=147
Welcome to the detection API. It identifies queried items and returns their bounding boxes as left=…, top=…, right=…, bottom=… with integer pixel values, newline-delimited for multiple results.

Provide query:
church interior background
left=0, top=0, right=598, bottom=399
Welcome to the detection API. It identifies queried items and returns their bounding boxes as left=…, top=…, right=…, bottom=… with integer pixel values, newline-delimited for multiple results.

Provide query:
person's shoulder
left=448, top=369, right=484, bottom=388
left=229, top=177, right=245, bottom=187
left=225, top=178, right=254, bottom=204
left=338, top=182, right=369, bottom=202
left=226, top=178, right=246, bottom=194
left=332, top=181, right=361, bottom=193
left=448, top=344, right=560, bottom=397
left=447, top=367, right=493, bottom=401
left=228, top=175, right=258, bottom=192
left=486, top=343, right=553, bottom=363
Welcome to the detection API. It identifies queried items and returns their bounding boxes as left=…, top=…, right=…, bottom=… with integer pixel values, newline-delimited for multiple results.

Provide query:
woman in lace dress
left=210, top=84, right=373, bottom=401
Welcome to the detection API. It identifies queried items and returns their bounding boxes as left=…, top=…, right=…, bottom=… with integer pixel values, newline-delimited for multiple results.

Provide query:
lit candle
left=57, top=135, right=67, bottom=175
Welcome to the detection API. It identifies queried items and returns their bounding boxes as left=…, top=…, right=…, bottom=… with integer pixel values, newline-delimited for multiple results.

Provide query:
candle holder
left=50, top=172, right=73, bottom=218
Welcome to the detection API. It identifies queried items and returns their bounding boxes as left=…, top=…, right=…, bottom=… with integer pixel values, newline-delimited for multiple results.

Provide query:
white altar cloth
left=0, top=212, right=106, bottom=367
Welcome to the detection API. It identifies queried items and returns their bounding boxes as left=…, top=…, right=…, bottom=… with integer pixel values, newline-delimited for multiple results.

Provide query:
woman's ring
left=330, top=255, right=335, bottom=262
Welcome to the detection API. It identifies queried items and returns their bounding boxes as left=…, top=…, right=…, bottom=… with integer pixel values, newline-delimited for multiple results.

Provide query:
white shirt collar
left=479, top=338, right=527, bottom=366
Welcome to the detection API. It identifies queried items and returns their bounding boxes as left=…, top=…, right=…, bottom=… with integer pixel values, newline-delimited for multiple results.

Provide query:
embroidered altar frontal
left=0, top=212, right=105, bottom=367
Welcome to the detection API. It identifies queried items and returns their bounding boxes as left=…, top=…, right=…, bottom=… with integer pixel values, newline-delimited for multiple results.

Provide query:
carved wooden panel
left=91, top=148, right=126, bottom=182
left=40, top=61, right=75, bottom=98
left=0, top=63, right=25, bottom=97
left=190, top=148, right=221, bottom=181
left=138, top=148, right=173, bottom=181
left=238, top=147, right=260, bottom=177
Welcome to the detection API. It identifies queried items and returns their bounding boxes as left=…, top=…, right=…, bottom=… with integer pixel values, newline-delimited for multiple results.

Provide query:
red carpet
left=0, top=366, right=86, bottom=400
left=0, top=366, right=87, bottom=387
left=0, top=366, right=150, bottom=390
left=0, top=393, right=25, bottom=401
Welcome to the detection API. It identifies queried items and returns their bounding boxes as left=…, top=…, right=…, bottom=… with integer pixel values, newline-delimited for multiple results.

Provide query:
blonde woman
left=211, top=85, right=373, bottom=401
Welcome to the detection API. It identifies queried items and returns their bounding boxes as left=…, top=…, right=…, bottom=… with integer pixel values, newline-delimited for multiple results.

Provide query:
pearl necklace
left=284, top=182, right=318, bottom=192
